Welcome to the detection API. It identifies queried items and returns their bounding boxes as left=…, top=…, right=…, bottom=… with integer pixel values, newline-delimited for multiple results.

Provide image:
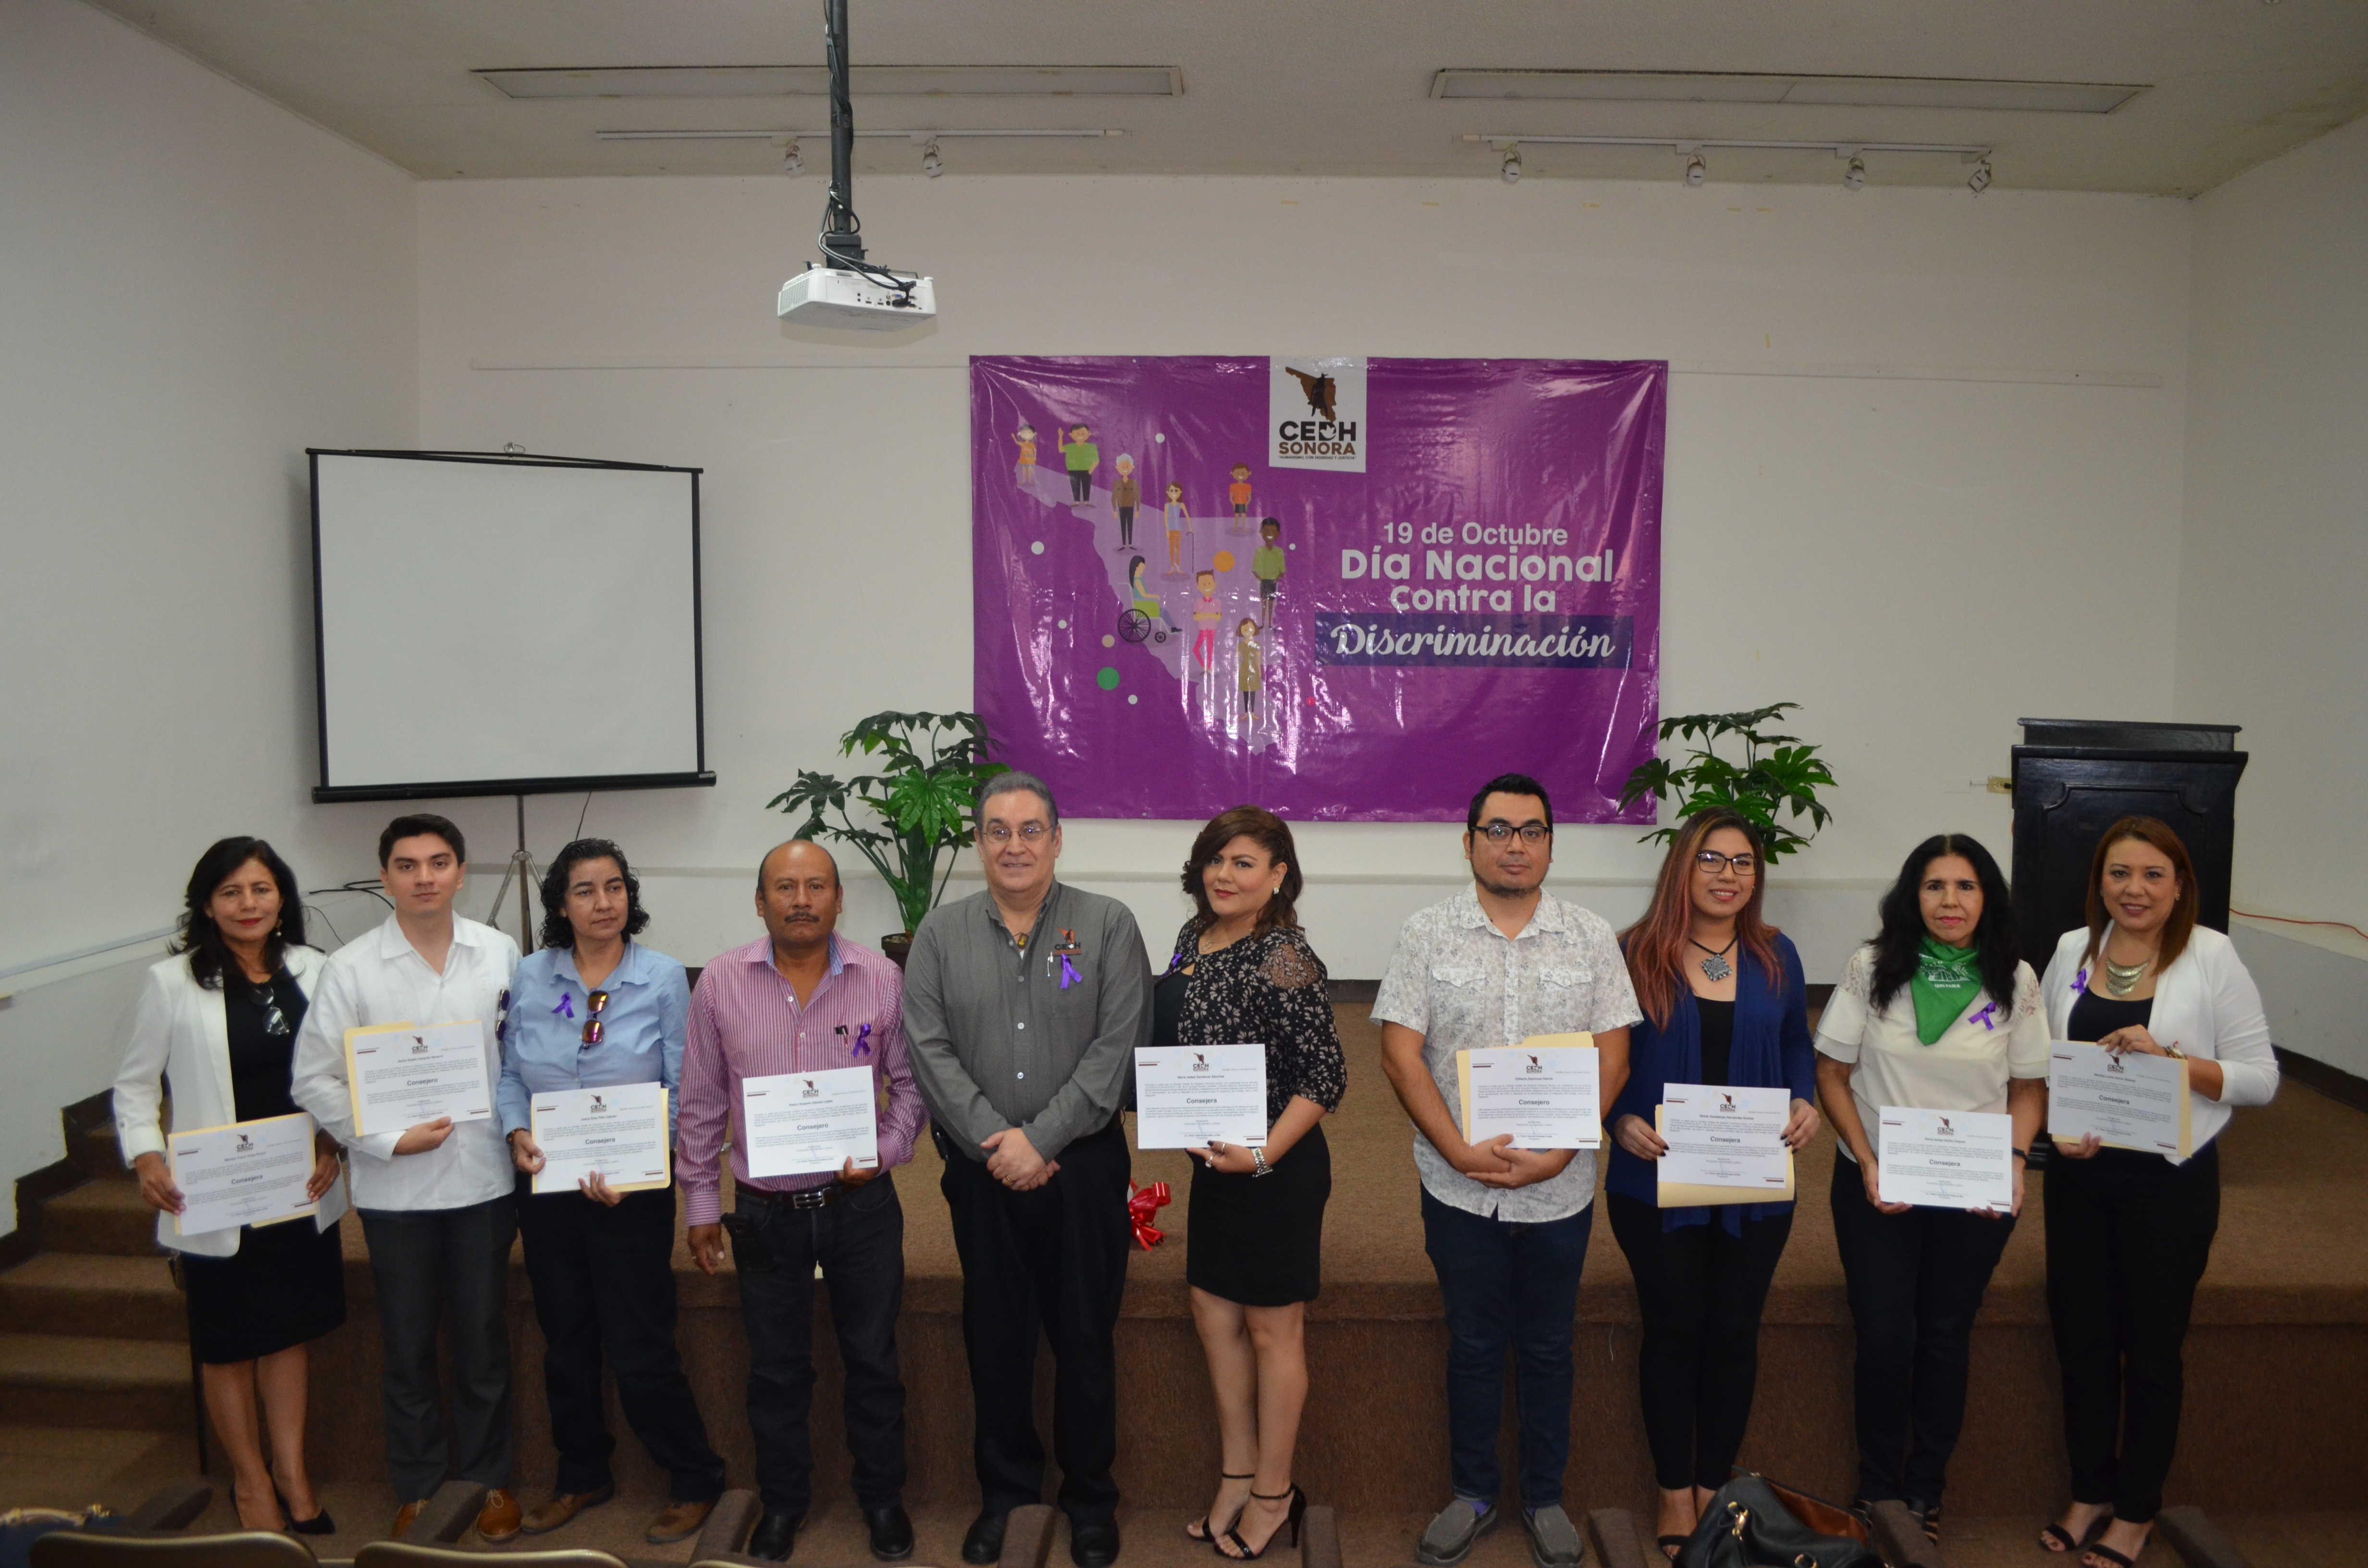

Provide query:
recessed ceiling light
left=479, top=64, right=1182, bottom=99
left=1430, top=70, right=2145, bottom=115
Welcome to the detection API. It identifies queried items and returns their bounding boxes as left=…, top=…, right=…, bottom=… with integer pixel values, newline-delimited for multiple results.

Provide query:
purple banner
left=971, top=355, right=1665, bottom=822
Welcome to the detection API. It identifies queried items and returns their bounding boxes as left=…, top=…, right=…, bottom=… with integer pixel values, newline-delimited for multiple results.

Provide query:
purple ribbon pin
left=552, top=993, right=575, bottom=1019
left=1971, top=1001, right=2000, bottom=1031
left=1059, top=953, right=1083, bottom=990
left=852, top=1023, right=873, bottom=1059
left=2073, top=967, right=2090, bottom=993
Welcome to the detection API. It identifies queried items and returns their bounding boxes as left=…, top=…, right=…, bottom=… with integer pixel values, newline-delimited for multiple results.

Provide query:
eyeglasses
left=1477, top=822, right=1549, bottom=845
left=982, top=822, right=1051, bottom=845
left=255, top=984, right=291, bottom=1038
left=1695, top=851, right=1760, bottom=876
left=581, top=990, right=610, bottom=1048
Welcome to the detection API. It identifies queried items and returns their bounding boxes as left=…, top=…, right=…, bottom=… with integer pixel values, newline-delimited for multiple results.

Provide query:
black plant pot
left=881, top=931, right=913, bottom=969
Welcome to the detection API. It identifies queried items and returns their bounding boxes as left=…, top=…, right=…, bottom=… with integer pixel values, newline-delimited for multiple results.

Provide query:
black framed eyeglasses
left=581, top=990, right=610, bottom=1048
left=1695, top=850, right=1759, bottom=876
left=1478, top=821, right=1549, bottom=845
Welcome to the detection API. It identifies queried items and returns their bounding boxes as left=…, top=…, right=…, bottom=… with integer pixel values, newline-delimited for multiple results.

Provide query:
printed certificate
left=1134, top=1044, right=1269, bottom=1149
left=1458, top=1034, right=1601, bottom=1151
left=742, top=1065, right=879, bottom=1179
left=2049, top=1042, right=2191, bottom=1157
left=1876, top=1106, right=2015, bottom=1210
left=530, top=1082, right=671, bottom=1194
left=1656, top=1083, right=1795, bottom=1206
left=170, top=1112, right=318, bottom=1237
left=345, top=1021, right=493, bottom=1137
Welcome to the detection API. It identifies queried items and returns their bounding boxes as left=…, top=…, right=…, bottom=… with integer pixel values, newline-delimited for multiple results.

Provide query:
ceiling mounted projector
left=778, top=263, right=937, bottom=330
left=777, top=0, right=936, bottom=332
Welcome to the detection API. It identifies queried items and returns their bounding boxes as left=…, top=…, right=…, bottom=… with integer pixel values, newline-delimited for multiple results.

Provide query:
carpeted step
left=0, top=1252, right=185, bottom=1341
left=39, top=1180, right=162, bottom=1257
left=0, top=1333, right=189, bottom=1430
left=79, top=1118, right=134, bottom=1180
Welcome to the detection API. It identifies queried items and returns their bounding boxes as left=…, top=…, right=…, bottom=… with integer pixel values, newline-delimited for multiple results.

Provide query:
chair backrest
left=31, top=1531, right=318, bottom=1568
left=354, top=1545, right=626, bottom=1568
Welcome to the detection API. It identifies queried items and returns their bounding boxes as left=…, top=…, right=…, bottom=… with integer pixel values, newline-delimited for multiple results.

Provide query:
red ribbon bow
left=1127, top=1181, right=1172, bottom=1250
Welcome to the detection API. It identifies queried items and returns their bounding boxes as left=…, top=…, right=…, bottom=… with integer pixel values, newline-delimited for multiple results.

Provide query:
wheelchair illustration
left=1120, top=602, right=1171, bottom=645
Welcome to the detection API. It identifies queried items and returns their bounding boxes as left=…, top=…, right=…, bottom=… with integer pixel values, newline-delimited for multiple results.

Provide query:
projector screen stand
left=480, top=794, right=540, bottom=954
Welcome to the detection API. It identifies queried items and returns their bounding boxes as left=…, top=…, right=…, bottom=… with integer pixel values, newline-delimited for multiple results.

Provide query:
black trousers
left=515, top=1176, right=726, bottom=1502
left=1069, top=468, right=1092, bottom=502
left=2045, top=1142, right=2220, bottom=1523
left=1828, top=1156, right=2014, bottom=1509
left=1607, top=1194, right=1794, bottom=1492
left=937, top=1119, right=1131, bottom=1520
left=731, top=1176, right=910, bottom=1518
left=358, top=1196, right=517, bottom=1502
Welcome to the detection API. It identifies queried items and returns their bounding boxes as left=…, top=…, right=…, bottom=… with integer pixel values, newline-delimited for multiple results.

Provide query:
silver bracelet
left=1250, top=1146, right=1272, bottom=1178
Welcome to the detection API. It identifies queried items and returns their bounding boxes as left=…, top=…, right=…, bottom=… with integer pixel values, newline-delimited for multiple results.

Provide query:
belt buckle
left=789, top=1188, right=830, bottom=1211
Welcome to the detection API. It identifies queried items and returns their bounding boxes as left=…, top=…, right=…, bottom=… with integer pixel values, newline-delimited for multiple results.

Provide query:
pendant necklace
left=1690, top=936, right=1738, bottom=983
left=2104, top=953, right=2150, bottom=999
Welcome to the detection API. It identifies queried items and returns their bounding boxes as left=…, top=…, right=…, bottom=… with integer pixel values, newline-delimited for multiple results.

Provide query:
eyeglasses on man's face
left=1695, top=850, right=1759, bottom=876
left=982, top=821, right=1052, bottom=845
left=1477, top=821, right=1549, bottom=845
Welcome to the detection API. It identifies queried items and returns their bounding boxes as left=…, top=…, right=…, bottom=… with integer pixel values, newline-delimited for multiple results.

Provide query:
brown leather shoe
left=523, top=1483, right=616, bottom=1536
left=645, top=1498, right=715, bottom=1545
left=390, top=1500, right=431, bottom=1540
left=476, top=1489, right=523, bottom=1543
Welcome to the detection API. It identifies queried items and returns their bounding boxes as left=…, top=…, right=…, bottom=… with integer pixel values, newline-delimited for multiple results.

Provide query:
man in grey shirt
left=904, top=772, right=1150, bottom=1568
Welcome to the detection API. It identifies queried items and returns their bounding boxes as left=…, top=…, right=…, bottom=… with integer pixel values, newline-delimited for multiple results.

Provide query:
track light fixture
left=1501, top=147, right=1522, bottom=184
left=921, top=139, right=943, bottom=177
left=782, top=140, right=802, bottom=176
left=1684, top=153, right=1706, bottom=187
left=1968, top=158, right=1993, bottom=194
left=1843, top=154, right=1866, bottom=191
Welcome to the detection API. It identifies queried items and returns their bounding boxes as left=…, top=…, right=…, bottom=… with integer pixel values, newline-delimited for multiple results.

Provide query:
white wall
left=2177, top=114, right=2368, bottom=1073
left=0, top=0, right=417, bottom=1226
left=415, top=173, right=2194, bottom=978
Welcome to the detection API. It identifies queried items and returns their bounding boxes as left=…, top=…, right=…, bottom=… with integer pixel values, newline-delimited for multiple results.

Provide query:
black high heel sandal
left=274, top=1487, right=334, bottom=1537
left=2041, top=1514, right=2108, bottom=1555
left=1216, top=1484, right=1305, bottom=1561
left=1186, top=1474, right=1254, bottom=1544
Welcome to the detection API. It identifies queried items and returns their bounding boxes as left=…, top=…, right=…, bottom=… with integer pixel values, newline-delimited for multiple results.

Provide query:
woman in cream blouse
left=2035, top=818, right=2274, bottom=1568
left=1813, top=833, right=2048, bottom=1541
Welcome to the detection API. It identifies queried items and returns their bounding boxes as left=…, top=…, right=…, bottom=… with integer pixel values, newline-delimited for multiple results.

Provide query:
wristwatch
left=1250, top=1146, right=1272, bottom=1178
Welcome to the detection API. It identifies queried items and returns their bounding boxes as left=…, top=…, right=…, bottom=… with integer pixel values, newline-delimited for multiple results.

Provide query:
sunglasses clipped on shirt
left=581, top=990, right=610, bottom=1049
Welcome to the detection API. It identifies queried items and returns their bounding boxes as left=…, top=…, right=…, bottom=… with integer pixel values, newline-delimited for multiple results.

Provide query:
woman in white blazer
left=2035, top=818, right=2275, bottom=1568
left=113, top=837, right=347, bottom=1535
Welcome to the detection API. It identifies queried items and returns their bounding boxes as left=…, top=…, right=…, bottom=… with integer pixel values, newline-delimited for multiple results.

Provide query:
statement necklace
left=2104, top=954, right=2151, bottom=999
left=1690, top=935, right=1738, bottom=983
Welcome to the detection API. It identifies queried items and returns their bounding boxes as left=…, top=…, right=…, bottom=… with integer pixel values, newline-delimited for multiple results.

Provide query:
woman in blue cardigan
left=1608, top=808, right=1821, bottom=1556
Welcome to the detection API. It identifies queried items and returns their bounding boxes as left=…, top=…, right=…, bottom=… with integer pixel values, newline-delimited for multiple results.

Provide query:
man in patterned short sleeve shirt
left=1374, top=773, right=1640, bottom=1568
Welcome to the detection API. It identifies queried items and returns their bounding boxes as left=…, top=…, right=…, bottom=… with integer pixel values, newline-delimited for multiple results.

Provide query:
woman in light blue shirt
left=498, top=838, right=725, bottom=1543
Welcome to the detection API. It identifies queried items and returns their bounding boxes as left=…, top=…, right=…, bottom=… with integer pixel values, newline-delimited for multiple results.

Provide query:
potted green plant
left=768, top=710, right=1009, bottom=965
left=1617, top=702, right=1838, bottom=862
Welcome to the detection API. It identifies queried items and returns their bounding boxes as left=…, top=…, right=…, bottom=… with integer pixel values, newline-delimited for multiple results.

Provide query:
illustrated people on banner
left=1061, top=424, right=1099, bottom=506
left=1253, top=518, right=1286, bottom=626
left=1192, top=571, right=1222, bottom=677
left=1013, top=423, right=1038, bottom=490
left=1112, top=455, right=1140, bottom=551
left=1228, top=464, right=1255, bottom=535
left=1164, top=481, right=1191, bottom=578
left=1130, top=556, right=1181, bottom=637
left=1236, top=618, right=1263, bottom=733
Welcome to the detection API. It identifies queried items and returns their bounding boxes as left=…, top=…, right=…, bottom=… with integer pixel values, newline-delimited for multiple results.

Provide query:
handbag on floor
left=1674, top=1475, right=1878, bottom=1568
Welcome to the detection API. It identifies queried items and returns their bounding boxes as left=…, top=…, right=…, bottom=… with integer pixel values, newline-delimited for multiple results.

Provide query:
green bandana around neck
left=1909, top=936, right=1984, bottom=1045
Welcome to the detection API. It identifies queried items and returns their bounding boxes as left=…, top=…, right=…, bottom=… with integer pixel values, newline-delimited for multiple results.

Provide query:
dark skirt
left=1185, top=1125, right=1331, bottom=1307
left=182, top=1217, right=346, bottom=1365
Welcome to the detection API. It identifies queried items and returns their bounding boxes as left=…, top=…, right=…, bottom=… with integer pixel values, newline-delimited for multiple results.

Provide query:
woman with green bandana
left=1812, top=834, right=2048, bottom=1542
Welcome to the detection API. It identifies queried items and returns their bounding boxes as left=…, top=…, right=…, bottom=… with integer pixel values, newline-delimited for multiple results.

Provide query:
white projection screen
left=309, top=451, right=710, bottom=801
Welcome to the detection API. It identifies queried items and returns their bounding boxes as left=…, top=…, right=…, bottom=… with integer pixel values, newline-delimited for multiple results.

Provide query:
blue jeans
left=1421, top=1189, right=1591, bottom=1509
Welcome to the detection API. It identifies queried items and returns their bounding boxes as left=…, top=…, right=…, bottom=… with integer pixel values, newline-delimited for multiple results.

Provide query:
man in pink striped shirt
left=678, top=840, right=927, bottom=1563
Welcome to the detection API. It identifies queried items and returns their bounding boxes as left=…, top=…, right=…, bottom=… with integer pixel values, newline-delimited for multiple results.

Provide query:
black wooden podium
left=2009, top=718, right=2247, bottom=953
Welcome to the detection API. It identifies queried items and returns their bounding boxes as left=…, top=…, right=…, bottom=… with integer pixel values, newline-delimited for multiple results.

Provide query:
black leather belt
left=740, top=1181, right=847, bottom=1211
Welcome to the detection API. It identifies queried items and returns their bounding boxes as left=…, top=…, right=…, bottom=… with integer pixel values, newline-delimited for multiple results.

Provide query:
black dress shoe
left=961, top=1510, right=1009, bottom=1565
left=865, top=1504, right=915, bottom=1562
left=748, top=1510, right=803, bottom=1562
left=1069, top=1514, right=1121, bottom=1568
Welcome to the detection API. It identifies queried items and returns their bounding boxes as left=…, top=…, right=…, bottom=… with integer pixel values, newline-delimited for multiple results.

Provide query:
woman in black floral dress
left=1157, top=806, right=1347, bottom=1561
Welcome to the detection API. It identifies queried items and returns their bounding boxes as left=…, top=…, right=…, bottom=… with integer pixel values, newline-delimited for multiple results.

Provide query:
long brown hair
left=1182, top=805, right=1303, bottom=935
left=2081, top=816, right=2201, bottom=972
left=1620, top=808, right=1784, bottom=1029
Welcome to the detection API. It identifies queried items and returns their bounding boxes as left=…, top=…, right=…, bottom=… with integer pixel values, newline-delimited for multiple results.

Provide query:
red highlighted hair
left=1620, top=808, right=1786, bottom=1030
